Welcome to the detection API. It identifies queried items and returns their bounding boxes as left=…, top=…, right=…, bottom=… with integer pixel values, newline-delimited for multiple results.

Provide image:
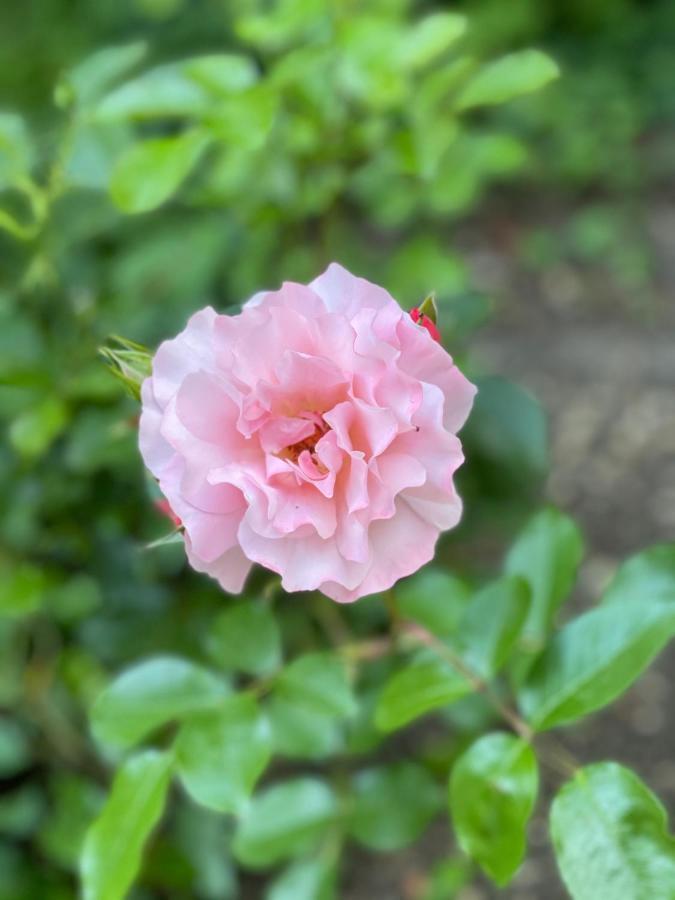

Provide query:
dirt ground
left=342, top=193, right=675, bottom=900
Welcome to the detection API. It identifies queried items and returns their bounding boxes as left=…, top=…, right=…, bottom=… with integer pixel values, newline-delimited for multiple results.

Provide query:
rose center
left=280, top=415, right=329, bottom=465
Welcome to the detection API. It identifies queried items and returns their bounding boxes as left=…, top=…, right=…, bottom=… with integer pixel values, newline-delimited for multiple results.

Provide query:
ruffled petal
left=185, top=535, right=252, bottom=593
left=320, top=499, right=439, bottom=603
left=237, top=517, right=367, bottom=593
left=152, top=307, right=218, bottom=407
left=397, top=315, right=477, bottom=432
left=310, top=262, right=398, bottom=317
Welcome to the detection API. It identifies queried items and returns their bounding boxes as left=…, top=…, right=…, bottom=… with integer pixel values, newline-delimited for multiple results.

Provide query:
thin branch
left=403, top=623, right=534, bottom=742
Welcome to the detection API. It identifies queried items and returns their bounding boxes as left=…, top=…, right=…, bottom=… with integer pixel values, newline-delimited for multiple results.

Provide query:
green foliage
left=94, top=55, right=257, bottom=121
left=232, top=778, right=338, bottom=868
left=603, top=544, right=675, bottom=606
left=450, top=733, right=538, bottom=885
left=0, top=0, right=673, bottom=897
left=176, top=695, right=272, bottom=814
left=396, top=568, right=471, bottom=638
left=456, top=576, right=530, bottom=678
left=99, top=335, right=153, bottom=400
left=0, top=719, right=31, bottom=777
left=0, top=113, right=34, bottom=186
left=9, top=396, right=69, bottom=460
left=91, top=656, right=228, bottom=749
left=0, top=561, right=48, bottom=618
left=420, top=856, right=474, bottom=900
left=506, top=507, right=584, bottom=672
left=110, top=130, right=211, bottom=213
left=376, top=651, right=473, bottom=732
left=462, top=376, right=549, bottom=494
left=267, top=857, right=337, bottom=900
left=2, top=0, right=557, bottom=300
left=270, top=651, right=356, bottom=719
left=457, top=49, right=559, bottom=110
left=550, top=763, right=675, bottom=900
left=348, top=762, right=442, bottom=851
left=206, top=601, right=282, bottom=675
left=80, top=750, right=173, bottom=900
left=266, top=651, right=356, bottom=759
left=518, top=587, right=675, bottom=731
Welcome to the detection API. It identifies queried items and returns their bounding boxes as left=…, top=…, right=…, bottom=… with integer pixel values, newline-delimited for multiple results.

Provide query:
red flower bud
left=155, top=498, right=182, bottom=527
left=410, top=307, right=441, bottom=343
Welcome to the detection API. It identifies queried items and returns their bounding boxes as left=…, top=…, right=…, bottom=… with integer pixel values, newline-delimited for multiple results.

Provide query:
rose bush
left=3, top=4, right=675, bottom=897
left=139, top=264, right=476, bottom=602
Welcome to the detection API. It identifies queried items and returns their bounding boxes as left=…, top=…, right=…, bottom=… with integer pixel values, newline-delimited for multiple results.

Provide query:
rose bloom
left=140, top=264, right=476, bottom=602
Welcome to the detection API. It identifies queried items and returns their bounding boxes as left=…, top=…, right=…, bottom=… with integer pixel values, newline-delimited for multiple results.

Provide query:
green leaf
left=458, top=576, right=530, bottom=678
left=233, top=778, right=338, bottom=868
left=94, top=55, right=255, bottom=122
left=450, top=733, right=538, bottom=886
left=463, top=376, right=548, bottom=485
left=0, top=113, right=34, bottom=186
left=267, top=858, right=336, bottom=900
left=506, top=508, right=584, bottom=655
left=348, top=762, right=441, bottom=851
left=182, top=54, right=258, bottom=95
left=603, top=544, right=675, bottom=606
left=64, top=120, right=134, bottom=190
left=399, top=13, right=466, bottom=70
left=550, top=762, right=675, bottom=900
left=91, top=656, right=227, bottom=750
left=206, top=602, right=281, bottom=675
left=421, top=856, right=473, bottom=900
left=397, top=568, right=471, bottom=638
left=80, top=750, right=173, bottom=900
left=175, top=694, right=271, bottom=814
left=266, top=695, right=342, bottom=760
left=272, top=652, right=356, bottom=720
left=95, top=62, right=208, bottom=120
left=518, top=599, right=675, bottom=731
left=38, top=774, right=103, bottom=870
left=9, top=397, right=69, bottom=460
left=387, top=236, right=468, bottom=304
left=60, top=42, right=147, bottom=108
left=375, top=651, right=473, bottom=732
left=48, top=574, right=101, bottom=623
left=0, top=562, right=47, bottom=618
left=0, top=785, right=44, bottom=837
left=174, top=805, right=237, bottom=900
left=110, top=130, right=210, bottom=213
left=264, top=652, right=354, bottom=759
left=0, top=720, right=30, bottom=777
left=457, top=50, right=559, bottom=110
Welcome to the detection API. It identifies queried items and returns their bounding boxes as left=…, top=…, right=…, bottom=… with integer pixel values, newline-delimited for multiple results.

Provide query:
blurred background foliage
left=0, top=0, right=673, bottom=897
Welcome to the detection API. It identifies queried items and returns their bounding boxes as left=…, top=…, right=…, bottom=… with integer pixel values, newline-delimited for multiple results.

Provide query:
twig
left=403, top=623, right=534, bottom=742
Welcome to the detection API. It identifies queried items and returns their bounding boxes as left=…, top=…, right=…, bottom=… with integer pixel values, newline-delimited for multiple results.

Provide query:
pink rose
left=139, top=264, right=476, bottom=602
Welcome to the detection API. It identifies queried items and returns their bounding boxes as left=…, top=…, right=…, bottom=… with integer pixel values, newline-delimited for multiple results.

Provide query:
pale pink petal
left=237, top=517, right=366, bottom=593
left=244, top=281, right=326, bottom=317
left=310, top=262, right=397, bottom=317
left=320, top=499, right=439, bottom=603
left=324, top=400, right=398, bottom=458
left=259, top=416, right=317, bottom=454
left=152, top=308, right=218, bottom=408
left=185, top=535, right=252, bottom=593
left=139, top=378, right=174, bottom=477
left=397, top=315, right=477, bottom=432
left=157, top=457, right=245, bottom=563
